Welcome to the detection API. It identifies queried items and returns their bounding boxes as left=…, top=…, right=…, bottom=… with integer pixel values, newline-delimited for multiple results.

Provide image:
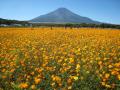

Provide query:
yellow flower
left=51, top=82, right=55, bottom=87
left=98, top=61, right=102, bottom=65
left=105, top=73, right=110, bottom=79
left=73, top=76, right=78, bottom=81
left=69, top=58, right=74, bottom=63
left=76, top=64, right=80, bottom=70
left=104, top=58, right=107, bottom=61
left=68, top=86, right=72, bottom=89
left=52, top=76, right=61, bottom=83
left=34, top=77, right=41, bottom=84
left=115, top=63, right=120, bottom=67
left=27, top=75, right=30, bottom=79
left=105, top=84, right=111, bottom=88
left=108, top=65, right=112, bottom=68
left=86, top=71, right=90, bottom=74
left=117, top=75, right=120, bottom=80
left=101, top=82, right=105, bottom=86
left=2, top=68, right=6, bottom=72
left=19, top=83, right=28, bottom=89
left=31, top=72, right=35, bottom=75
left=31, top=85, right=36, bottom=89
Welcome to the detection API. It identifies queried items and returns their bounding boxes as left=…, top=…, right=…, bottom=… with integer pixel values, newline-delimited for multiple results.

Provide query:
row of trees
left=31, top=23, right=120, bottom=29
left=0, top=18, right=29, bottom=26
left=0, top=18, right=120, bottom=29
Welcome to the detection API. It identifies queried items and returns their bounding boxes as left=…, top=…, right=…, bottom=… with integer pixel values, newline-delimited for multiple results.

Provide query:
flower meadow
left=0, top=28, right=120, bottom=90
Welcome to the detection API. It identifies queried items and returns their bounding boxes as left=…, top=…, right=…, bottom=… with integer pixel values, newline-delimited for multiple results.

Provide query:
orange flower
left=111, top=70, right=118, bottom=75
left=69, top=58, right=74, bottom=63
left=10, top=69, right=15, bottom=73
left=52, top=75, right=61, bottom=83
left=31, top=72, right=35, bottom=75
left=2, top=68, right=6, bottom=72
left=98, top=61, right=102, bottom=65
left=2, top=75, right=6, bottom=79
left=34, top=77, right=41, bottom=84
left=105, top=73, right=110, bottom=79
left=19, top=83, right=28, bottom=89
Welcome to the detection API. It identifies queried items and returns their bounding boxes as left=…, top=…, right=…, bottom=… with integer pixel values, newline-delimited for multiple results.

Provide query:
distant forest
left=0, top=18, right=28, bottom=26
left=0, top=18, right=120, bottom=29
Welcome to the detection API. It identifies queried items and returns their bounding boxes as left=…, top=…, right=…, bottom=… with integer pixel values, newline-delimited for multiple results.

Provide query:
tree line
left=0, top=18, right=29, bottom=26
left=31, top=23, right=120, bottom=29
left=0, top=18, right=120, bottom=29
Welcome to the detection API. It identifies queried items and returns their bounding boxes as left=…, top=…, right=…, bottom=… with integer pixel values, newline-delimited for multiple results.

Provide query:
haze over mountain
left=30, top=8, right=100, bottom=24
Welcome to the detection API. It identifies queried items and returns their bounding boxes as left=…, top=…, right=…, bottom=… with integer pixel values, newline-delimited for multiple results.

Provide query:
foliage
left=30, top=23, right=120, bottom=29
left=0, top=18, right=29, bottom=26
left=0, top=18, right=120, bottom=29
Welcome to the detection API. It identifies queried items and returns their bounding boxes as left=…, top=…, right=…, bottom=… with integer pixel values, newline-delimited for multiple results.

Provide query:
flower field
left=0, top=27, right=120, bottom=90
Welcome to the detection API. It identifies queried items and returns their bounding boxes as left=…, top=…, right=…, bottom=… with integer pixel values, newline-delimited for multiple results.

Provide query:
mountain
left=29, top=8, right=100, bottom=24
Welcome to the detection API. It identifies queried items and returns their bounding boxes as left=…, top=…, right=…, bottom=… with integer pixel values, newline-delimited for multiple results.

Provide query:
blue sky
left=0, top=0, right=120, bottom=24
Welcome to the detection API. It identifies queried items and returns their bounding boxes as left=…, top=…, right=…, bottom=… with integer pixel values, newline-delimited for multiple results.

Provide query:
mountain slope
left=30, top=8, right=100, bottom=24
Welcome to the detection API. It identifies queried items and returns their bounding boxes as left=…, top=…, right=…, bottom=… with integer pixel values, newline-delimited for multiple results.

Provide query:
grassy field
left=0, top=28, right=120, bottom=90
